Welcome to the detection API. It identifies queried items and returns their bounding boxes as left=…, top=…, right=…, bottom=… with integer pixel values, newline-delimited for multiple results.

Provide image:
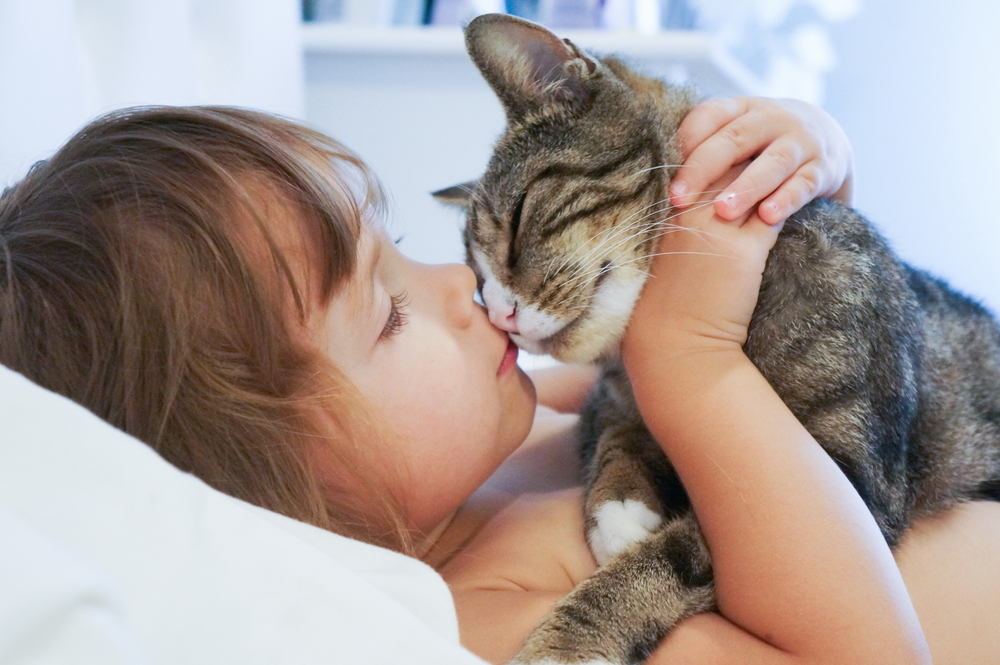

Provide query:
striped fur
left=453, top=14, right=1000, bottom=665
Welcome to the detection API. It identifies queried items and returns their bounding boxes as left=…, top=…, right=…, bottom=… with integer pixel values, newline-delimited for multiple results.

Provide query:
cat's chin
left=511, top=332, right=583, bottom=362
left=551, top=339, right=621, bottom=365
left=526, top=270, right=643, bottom=363
left=514, top=329, right=621, bottom=365
left=509, top=333, right=550, bottom=357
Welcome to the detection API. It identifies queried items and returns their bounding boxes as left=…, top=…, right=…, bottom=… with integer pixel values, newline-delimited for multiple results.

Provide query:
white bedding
left=0, top=365, right=486, bottom=664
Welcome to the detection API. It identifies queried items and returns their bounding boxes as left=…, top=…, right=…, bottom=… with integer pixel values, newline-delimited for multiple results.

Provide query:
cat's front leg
left=580, top=379, right=681, bottom=564
left=584, top=440, right=664, bottom=564
left=511, top=512, right=715, bottom=665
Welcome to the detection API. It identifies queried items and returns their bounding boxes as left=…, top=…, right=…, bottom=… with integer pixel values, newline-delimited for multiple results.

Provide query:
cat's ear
left=431, top=180, right=479, bottom=208
left=465, top=13, right=598, bottom=120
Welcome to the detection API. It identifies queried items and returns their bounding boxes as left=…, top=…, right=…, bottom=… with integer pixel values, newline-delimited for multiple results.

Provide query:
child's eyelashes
left=380, top=291, right=410, bottom=340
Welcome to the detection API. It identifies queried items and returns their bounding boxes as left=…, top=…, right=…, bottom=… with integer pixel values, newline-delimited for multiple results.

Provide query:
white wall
left=3, top=0, right=997, bottom=316
left=0, top=0, right=304, bottom=188
left=304, top=51, right=505, bottom=268
left=302, top=39, right=749, bottom=269
left=823, top=0, right=1000, bottom=313
left=305, top=5, right=1000, bottom=318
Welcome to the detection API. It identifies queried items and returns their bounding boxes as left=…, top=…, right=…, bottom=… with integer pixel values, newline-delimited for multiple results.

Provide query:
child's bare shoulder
left=432, top=407, right=596, bottom=592
left=441, top=487, right=597, bottom=593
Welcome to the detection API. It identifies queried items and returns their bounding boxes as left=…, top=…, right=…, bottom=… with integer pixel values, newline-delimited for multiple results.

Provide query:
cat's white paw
left=588, top=499, right=663, bottom=565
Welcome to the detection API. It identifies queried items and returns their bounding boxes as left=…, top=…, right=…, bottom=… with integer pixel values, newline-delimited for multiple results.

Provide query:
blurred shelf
left=302, top=23, right=761, bottom=97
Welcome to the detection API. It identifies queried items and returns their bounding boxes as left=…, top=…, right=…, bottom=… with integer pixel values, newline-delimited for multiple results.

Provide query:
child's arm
left=668, top=97, right=854, bottom=225
left=623, top=167, right=930, bottom=664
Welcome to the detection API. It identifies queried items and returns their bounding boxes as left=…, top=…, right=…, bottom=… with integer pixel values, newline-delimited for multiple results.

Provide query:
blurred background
left=2, top=0, right=998, bottom=368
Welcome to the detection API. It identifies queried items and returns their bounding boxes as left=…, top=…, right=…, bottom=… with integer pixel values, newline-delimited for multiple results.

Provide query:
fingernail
left=763, top=201, right=782, bottom=224
left=717, top=192, right=738, bottom=210
left=669, top=182, right=687, bottom=204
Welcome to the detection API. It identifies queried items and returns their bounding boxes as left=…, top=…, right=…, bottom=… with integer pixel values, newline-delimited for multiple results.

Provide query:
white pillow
left=0, top=365, right=485, bottom=665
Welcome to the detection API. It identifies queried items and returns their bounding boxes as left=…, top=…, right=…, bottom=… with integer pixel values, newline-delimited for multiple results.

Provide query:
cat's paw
left=588, top=499, right=663, bottom=565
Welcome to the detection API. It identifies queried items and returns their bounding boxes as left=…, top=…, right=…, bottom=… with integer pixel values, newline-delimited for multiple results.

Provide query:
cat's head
left=455, top=13, right=695, bottom=363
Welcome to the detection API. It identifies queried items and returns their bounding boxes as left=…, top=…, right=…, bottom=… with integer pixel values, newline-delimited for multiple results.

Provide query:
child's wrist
left=623, top=340, right=757, bottom=442
left=623, top=314, right=745, bottom=360
left=622, top=325, right=748, bottom=389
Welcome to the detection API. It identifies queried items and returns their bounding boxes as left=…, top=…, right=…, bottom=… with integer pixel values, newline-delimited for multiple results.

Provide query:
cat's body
left=450, top=13, right=1000, bottom=665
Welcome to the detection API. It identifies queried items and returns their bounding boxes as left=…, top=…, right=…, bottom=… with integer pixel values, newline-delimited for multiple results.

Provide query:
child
left=0, top=101, right=997, bottom=665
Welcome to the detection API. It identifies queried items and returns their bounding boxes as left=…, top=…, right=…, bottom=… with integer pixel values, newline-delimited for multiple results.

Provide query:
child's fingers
left=675, top=97, right=748, bottom=158
left=670, top=98, right=749, bottom=204
left=671, top=110, right=778, bottom=209
left=711, top=139, right=805, bottom=222
left=758, top=161, right=825, bottom=225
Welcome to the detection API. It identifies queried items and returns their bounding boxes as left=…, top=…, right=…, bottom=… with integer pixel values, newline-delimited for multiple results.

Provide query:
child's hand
left=668, top=97, right=854, bottom=226
left=625, top=163, right=782, bottom=359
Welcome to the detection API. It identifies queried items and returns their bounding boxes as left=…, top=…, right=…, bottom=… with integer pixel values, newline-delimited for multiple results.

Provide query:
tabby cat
left=439, top=13, right=1000, bottom=665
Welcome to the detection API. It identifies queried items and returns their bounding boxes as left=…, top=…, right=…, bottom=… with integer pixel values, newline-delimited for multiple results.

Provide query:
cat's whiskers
left=542, top=206, right=754, bottom=321
left=600, top=192, right=766, bottom=276
left=547, top=198, right=670, bottom=277
left=569, top=254, right=649, bottom=288
left=582, top=214, right=667, bottom=265
left=552, top=198, right=716, bottom=291
left=545, top=184, right=725, bottom=279
left=545, top=213, right=663, bottom=286
left=565, top=197, right=678, bottom=269
left=657, top=197, right=751, bottom=245
left=541, top=185, right=759, bottom=292
left=560, top=243, right=666, bottom=295
left=623, top=189, right=743, bottom=240
left=630, top=164, right=690, bottom=176
left=613, top=249, right=734, bottom=276
left=557, top=219, right=667, bottom=290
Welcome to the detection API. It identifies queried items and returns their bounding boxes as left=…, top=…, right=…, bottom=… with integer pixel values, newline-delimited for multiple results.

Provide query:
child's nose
left=441, top=263, right=478, bottom=326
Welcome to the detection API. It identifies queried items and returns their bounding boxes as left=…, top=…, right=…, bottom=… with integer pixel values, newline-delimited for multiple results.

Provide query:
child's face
left=317, top=225, right=537, bottom=534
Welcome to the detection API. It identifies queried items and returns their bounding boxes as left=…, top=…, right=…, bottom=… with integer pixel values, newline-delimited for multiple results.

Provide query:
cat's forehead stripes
left=480, top=136, right=664, bottom=245
left=534, top=175, right=660, bottom=242
left=529, top=147, right=651, bottom=182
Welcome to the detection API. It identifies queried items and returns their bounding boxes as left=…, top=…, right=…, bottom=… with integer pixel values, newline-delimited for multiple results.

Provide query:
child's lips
left=498, top=335, right=519, bottom=375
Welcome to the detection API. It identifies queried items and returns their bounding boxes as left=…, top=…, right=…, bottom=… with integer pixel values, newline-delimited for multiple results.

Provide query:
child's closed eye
left=380, top=291, right=410, bottom=340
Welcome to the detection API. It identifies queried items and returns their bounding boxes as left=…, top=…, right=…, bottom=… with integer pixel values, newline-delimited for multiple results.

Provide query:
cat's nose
left=488, top=300, right=520, bottom=334
left=481, top=280, right=520, bottom=333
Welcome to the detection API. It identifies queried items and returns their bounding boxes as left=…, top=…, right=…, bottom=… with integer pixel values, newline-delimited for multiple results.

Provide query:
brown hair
left=0, top=106, right=411, bottom=551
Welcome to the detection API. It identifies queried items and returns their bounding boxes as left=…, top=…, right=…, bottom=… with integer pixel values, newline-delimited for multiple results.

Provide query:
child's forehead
left=340, top=223, right=387, bottom=313
left=358, top=226, right=383, bottom=293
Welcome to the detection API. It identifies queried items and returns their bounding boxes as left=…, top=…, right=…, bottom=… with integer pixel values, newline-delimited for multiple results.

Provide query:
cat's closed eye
left=508, top=191, right=527, bottom=268
left=595, top=259, right=612, bottom=288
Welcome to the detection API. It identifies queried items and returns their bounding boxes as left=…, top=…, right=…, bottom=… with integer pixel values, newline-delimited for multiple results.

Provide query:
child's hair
left=0, top=106, right=412, bottom=551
